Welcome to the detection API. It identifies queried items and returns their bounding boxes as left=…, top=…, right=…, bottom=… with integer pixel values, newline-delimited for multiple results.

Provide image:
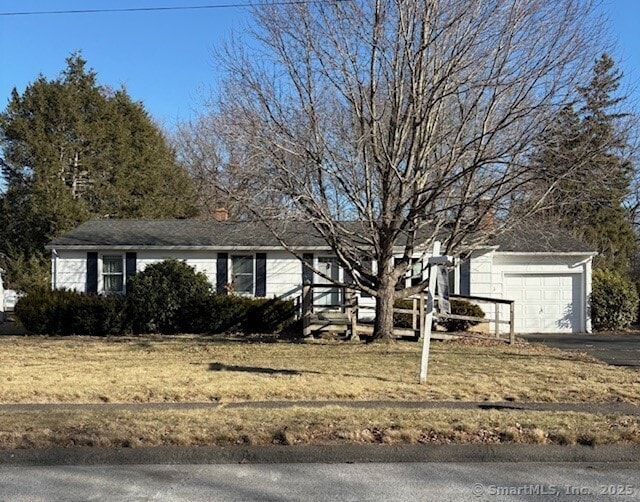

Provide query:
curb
left=1, top=444, right=639, bottom=466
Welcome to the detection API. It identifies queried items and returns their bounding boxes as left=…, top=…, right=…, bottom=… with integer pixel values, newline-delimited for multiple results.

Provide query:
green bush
left=125, top=259, right=212, bottom=334
left=392, top=298, right=485, bottom=333
left=15, top=288, right=125, bottom=336
left=245, top=298, right=296, bottom=333
left=15, top=259, right=296, bottom=336
left=440, top=299, right=485, bottom=332
left=591, top=269, right=639, bottom=330
left=191, top=294, right=295, bottom=334
left=202, top=294, right=253, bottom=333
left=393, top=299, right=419, bottom=329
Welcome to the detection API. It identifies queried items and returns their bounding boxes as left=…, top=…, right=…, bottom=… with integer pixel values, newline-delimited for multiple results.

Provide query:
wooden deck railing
left=298, top=284, right=515, bottom=343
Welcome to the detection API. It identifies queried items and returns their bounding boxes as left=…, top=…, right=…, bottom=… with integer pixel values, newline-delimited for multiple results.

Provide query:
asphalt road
left=0, top=462, right=637, bottom=501
left=521, top=332, right=640, bottom=367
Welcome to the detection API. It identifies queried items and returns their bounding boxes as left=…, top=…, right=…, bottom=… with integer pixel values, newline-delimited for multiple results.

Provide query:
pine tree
left=531, top=54, right=636, bottom=273
left=0, top=53, right=197, bottom=289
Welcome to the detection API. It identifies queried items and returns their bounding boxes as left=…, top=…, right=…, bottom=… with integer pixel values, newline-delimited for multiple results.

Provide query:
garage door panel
left=505, top=273, right=581, bottom=333
left=545, top=305, right=562, bottom=316
left=524, top=304, right=540, bottom=315
left=543, top=289, right=560, bottom=301
left=524, top=290, right=542, bottom=300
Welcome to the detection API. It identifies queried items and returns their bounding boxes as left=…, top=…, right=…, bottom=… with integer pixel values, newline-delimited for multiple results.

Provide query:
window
left=410, top=258, right=424, bottom=287
left=102, top=255, right=124, bottom=293
left=232, top=255, right=254, bottom=294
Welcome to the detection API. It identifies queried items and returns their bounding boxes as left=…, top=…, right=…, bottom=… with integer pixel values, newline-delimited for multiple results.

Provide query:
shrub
left=392, top=298, right=485, bottom=333
left=439, top=299, right=485, bottom=332
left=591, top=269, right=638, bottom=331
left=193, top=295, right=296, bottom=334
left=245, top=298, right=297, bottom=333
left=125, top=259, right=212, bottom=334
left=15, top=288, right=125, bottom=336
left=393, top=299, right=419, bottom=329
left=202, top=294, right=253, bottom=334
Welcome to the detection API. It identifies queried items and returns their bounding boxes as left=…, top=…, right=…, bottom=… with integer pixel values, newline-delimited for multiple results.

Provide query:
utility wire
left=0, top=0, right=346, bottom=17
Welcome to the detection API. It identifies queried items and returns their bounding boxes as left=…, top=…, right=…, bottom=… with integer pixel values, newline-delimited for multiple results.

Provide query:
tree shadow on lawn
left=208, top=362, right=316, bottom=375
left=208, top=362, right=397, bottom=382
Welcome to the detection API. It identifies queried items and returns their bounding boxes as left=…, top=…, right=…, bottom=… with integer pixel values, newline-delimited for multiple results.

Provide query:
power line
left=0, top=1, right=343, bottom=17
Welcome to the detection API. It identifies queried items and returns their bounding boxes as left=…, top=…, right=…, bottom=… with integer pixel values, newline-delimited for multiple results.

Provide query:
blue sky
left=1, top=0, right=639, bottom=130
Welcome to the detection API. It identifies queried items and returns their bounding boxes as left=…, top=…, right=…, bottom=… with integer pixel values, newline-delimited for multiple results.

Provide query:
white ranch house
left=46, top=220, right=596, bottom=334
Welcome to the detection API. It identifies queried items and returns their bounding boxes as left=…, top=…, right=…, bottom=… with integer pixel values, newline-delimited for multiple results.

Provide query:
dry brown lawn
left=0, top=335, right=638, bottom=404
left=0, top=407, right=637, bottom=449
left=1, top=335, right=639, bottom=448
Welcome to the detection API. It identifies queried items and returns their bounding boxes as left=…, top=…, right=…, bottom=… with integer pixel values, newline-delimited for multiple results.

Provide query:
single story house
left=45, top=219, right=596, bottom=334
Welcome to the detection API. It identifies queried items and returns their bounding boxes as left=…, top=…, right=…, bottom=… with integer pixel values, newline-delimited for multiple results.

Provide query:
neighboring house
left=45, top=219, right=596, bottom=334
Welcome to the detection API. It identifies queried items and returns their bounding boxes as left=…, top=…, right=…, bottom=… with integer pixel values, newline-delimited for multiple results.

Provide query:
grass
left=0, top=335, right=638, bottom=448
left=0, top=407, right=637, bottom=448
left=0, top=335, right=638, bottom=404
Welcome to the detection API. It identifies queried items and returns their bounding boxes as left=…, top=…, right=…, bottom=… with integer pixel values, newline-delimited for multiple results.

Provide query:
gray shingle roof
left=46, top=219, right=595, bottom=254
left=46, top=219, right=329, bottom=249
left=489, top=228, right=595, bottom=254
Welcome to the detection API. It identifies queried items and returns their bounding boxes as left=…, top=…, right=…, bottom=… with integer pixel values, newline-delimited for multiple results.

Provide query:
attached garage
left=461, top=229, right=595, bottom=334
left=504, top=273, right=583, bottom=333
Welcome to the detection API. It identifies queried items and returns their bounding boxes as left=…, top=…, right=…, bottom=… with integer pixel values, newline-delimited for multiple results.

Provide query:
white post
left=419, top=241, right=440, bottom=384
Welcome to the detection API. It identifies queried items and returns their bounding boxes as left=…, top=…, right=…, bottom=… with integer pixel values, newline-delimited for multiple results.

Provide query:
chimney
left=476, top=199, right=495, bottom=233
left=214, top=207, right=229, bottom=222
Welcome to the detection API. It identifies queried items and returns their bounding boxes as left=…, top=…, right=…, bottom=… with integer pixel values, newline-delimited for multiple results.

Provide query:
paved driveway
left=521, top=332, right=640, bottom=367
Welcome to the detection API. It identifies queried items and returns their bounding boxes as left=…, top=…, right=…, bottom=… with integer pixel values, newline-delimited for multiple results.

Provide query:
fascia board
left=45, top=245, right=334, bottom=252
left=495, top=251, right=598, bottom=257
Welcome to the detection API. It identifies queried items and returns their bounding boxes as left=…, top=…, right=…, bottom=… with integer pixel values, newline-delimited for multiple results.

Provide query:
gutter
left=494, top=251, right=598, bottom=257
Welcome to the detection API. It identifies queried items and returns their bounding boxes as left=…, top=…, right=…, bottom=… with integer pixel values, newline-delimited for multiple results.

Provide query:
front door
left=315, top=257, right=341, bottom=310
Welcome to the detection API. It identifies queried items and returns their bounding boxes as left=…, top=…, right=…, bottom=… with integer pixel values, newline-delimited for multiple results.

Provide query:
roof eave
left=494, top=251, right=597, bottom=257
left=45, top=244, right=335, bottom=252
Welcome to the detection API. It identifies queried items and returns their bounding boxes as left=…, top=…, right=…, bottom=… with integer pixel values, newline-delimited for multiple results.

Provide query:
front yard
left=0, top=335, right=638, bottom=447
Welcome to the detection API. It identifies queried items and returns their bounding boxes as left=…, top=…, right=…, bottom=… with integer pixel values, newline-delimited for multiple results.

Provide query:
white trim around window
left=231, top=254, right=255, bottom=295
left=101, top=254, right=125, bottom=294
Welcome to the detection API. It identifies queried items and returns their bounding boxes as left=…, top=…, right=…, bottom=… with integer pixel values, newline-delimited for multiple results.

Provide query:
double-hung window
left=232, top=255, right=254, bottom=295
left=410, top=258, right=424, bottom=287
left=102, top=255, right=124, bottom=293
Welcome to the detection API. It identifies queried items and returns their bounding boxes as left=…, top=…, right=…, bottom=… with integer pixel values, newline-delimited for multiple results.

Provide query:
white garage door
left=505, top=274, right=582, bottom=333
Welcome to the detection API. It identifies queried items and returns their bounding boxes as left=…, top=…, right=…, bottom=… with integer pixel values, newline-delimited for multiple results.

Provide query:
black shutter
left=344, top=269, right=354, bottom=284
left=125, top=252, right=137, bottom=291
left=216, top=252, right=228, bottom=294
left=87, top=252, right=98, bottom=294
left=302, top=253, right=314, bottom=284
left=255, top=253, right=267, bottom=297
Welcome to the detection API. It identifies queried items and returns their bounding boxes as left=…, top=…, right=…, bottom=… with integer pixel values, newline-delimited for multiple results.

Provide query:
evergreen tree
left=531, top=54, right=636, bottom=273
left=0, top=53, right=197, bottom=289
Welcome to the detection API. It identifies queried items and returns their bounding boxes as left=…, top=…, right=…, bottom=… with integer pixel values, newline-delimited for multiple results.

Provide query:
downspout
left=585, top=256, right=593, bottom=334
left=51, top=249, right=58, bottom=291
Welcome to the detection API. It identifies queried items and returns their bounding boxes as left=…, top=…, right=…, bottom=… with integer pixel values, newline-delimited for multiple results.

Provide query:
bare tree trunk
left=373, top=272, right=396, bottom=342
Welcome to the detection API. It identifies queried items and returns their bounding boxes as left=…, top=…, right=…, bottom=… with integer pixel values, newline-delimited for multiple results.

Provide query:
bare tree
left=174, top=112, right=292, bottom=220
left=214, top=0, right=602, bottom=340
left=173, top=114, right=250, bottom=219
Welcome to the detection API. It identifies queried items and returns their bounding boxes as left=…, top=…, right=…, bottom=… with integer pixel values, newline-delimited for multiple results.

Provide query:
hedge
left=15, top=288, right=125, bottom=336
left=15, top=259, right=296, bottom=336
left=591, top=268, right=639, bottom=331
